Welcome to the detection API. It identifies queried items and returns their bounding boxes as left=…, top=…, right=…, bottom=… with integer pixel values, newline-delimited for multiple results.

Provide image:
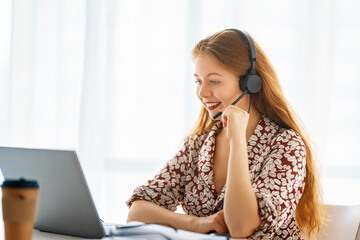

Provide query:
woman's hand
left=196, top=210, right=229, bottom=234
left=219, top=105, right=249, bottom=143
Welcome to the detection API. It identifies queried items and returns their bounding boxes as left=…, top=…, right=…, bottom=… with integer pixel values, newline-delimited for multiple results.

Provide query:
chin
left=208, top=111, right=220, bottom=120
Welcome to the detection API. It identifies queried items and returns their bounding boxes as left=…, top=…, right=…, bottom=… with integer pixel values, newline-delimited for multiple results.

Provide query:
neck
left=246, top=107, right=261, bottom=143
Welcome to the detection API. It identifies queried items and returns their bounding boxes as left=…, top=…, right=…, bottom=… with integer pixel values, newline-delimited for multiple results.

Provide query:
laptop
left=0, top=146, right=111, bottom=238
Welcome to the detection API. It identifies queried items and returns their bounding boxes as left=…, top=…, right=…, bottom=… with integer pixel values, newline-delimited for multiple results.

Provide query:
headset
left=212, top=29, right=262, bottom=119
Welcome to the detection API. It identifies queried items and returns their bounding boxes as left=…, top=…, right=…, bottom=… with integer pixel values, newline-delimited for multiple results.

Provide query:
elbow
left=126, top=211, right=136, bottom=223
left=126, top=207, right=137, bottom=223
left=229, top=218, right=261, bottom=238
left=229, top=227, right=256, bottom=239
left=126, top=200, right=145, bottom=223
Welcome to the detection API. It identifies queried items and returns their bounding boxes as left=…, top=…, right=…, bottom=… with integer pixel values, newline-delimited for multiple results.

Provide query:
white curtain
left=1, top=0, right=359, bottom=223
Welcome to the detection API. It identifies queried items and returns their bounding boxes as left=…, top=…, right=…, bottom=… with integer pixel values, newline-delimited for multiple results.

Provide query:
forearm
left=224, top=139, right=261, bottom=238
left=127, top=200, right=198, bottom=232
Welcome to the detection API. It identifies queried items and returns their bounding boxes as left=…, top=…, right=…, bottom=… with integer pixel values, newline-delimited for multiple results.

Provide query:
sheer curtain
left=0, top=0, right=84, bottom=148
left=0, top=0, right=359, bottom=223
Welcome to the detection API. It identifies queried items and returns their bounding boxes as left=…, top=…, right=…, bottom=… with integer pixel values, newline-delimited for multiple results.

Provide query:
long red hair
left=190, top=30, right=326, bottom=238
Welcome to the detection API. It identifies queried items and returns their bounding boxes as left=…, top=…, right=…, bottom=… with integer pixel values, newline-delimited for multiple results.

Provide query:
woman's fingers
left=208, top=222, right=226, bottom=234
left=221, top=114, right=228, bottom=127
left=214, top=211, right=229, bottom=234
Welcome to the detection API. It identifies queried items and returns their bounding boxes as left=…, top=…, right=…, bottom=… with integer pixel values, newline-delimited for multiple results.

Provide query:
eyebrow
left=193, top=73, right=223, bottom=78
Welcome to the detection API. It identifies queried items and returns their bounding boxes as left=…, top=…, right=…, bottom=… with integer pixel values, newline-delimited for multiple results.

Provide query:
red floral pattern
left=127, top=115, right=306, bottom=239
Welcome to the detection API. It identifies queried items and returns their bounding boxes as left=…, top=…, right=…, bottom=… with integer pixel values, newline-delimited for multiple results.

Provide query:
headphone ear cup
left=239, top=74, right=248, bottom=92
left=246, top=74, right=262, bottom=94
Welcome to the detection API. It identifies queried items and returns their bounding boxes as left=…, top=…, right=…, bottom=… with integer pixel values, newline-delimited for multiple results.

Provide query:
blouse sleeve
left=126, top=136, right=192, bottom=212
left=250, top=129, right=307, bottom=238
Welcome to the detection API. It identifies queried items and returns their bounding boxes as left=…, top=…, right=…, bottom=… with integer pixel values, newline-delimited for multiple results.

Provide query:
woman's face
left=194, top=54, right=247, bottom=118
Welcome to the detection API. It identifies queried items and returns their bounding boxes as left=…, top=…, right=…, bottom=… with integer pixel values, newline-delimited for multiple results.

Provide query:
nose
left=197, top=82, right=211, bottom=99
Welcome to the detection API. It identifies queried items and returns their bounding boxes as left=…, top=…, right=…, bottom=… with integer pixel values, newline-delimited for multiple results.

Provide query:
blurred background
left=0, top=0, right=359, bottom=223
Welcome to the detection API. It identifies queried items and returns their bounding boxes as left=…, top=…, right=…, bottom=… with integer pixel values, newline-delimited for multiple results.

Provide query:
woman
left=126, top=29, right=326, bottom=239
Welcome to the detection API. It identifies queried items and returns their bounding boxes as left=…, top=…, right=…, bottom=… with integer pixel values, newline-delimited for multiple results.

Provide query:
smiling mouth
left=205, top=102, right=221, bottom=110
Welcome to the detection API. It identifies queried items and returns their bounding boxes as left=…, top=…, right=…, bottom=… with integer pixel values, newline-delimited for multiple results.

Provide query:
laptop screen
left=0, top=146, right=105, bottom=238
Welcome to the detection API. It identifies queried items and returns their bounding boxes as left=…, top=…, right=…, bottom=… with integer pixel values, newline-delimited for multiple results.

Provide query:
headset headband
left=225, top=28, right=257, bottom=73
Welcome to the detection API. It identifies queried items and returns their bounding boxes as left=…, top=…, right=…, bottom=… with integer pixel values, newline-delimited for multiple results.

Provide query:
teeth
left=206, top=102, right=220, bottom=107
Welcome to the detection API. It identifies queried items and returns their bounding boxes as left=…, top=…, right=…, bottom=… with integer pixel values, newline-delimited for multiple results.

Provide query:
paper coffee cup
left=1, top=178, right=39, bottom=240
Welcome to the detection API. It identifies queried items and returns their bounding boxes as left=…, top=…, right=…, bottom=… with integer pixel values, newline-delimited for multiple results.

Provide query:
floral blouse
left=126, top=115, right=306, bottom=239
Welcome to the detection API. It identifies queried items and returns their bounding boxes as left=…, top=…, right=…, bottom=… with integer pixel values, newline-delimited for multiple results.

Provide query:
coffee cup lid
left=1, top=178, right=39, bottom=188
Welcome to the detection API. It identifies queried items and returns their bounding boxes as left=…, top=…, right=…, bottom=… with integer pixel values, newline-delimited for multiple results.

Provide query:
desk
left=2, top=229, right=241, bottom=240
left=32, top=230, right=93, bottom=239
left=0, top=215, right=135, bottom=240
left=32, top=229, right=129, bottom=239
left=32, top=230, right=242, bottom=240
left=2, top=222, right=240, bottom=240
left=2, top=226, right=241, bottom=240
